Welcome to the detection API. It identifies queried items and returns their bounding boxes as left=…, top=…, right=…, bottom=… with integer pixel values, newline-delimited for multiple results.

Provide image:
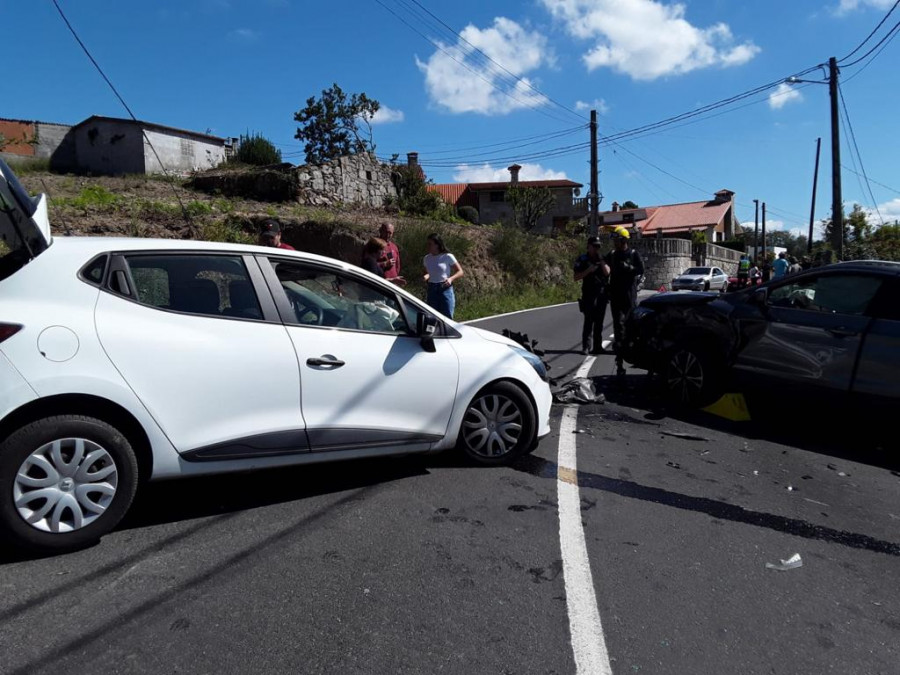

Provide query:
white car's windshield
left=683, top=268, right=711, bottom=275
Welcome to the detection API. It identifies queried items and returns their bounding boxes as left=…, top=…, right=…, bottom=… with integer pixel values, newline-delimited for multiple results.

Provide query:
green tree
left=234, top=132, right=281, bottom=166
left=293, top=83, right=380, bottom=165
left=506, top=186, right=556, bottom=232
left=870, top=222, right=900, bottom=261
left=822, top=204, right=877, bottom=260
left=391, top=165, right=446, bottom=217
left=621, top=200, right=639, bottom=210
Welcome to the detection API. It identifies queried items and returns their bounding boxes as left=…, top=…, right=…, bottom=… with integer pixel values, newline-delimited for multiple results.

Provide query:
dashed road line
left=557, top=356, right=612, bottom=675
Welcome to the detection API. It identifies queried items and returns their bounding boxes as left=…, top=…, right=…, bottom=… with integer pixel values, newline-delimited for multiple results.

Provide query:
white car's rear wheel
left=0, top=416, right=138, bottom=552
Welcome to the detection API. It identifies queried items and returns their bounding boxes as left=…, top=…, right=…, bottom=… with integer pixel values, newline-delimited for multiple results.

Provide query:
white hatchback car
left=0, top=160, right=551, bottom=552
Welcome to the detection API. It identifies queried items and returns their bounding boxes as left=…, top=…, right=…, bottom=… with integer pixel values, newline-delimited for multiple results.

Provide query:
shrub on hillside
left=233, top=132, right=282, bottom=166
left=392, top=165, right=455, bottom=220
left=458, top=205, right=479, bottom=225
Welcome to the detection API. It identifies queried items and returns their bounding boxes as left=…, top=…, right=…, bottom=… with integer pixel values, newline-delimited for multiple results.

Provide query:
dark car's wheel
left=0, top=416, right=139, bottom=553
left=663, top=344, right=724, bottom=408
left=458, top=382, right=536, bottom=465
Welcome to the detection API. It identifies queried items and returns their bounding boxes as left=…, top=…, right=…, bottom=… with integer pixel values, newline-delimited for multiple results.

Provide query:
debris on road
left=660, top=431, right=709, bottom=442
left=766, top=553, right=803, bottom=571
left=554, top=377, right=606, bottom=404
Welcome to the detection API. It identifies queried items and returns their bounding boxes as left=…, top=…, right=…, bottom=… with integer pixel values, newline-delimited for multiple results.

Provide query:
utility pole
left=589, top=109, right=599, bottom=237
left=828, top=57, right=843, bottom=260
left=761, top=202, right=767, bottom=264
left=753, top=199, right=759, bottom=262
left=808, top=137, right=822, bottom=255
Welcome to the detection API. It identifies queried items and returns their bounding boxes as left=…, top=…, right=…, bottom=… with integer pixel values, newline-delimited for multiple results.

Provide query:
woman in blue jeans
left=423, top=233, right=465, bottom=319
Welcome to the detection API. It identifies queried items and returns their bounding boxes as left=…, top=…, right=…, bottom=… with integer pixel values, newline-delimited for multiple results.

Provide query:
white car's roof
left=48, top=236, right=352, bottom=270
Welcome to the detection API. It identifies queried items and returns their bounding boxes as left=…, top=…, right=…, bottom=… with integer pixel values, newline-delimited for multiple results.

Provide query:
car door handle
left=307, top=356, right=345, bottom=368
left=826, top=327, right=857, bottom=338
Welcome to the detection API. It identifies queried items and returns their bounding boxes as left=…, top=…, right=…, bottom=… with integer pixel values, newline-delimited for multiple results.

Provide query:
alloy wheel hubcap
left=667, top=351, right=704, bottom=403
left=463, top=395, right=523, bottom=458
left=13, top=438, right=118, bottom=534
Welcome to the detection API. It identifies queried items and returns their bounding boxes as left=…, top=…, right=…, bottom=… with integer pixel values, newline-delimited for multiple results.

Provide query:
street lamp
left=783, top=58, right=843, bottom=261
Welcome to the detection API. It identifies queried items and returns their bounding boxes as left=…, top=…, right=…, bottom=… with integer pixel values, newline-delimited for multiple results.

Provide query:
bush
left=202, top=216, right=255, bottom=244
left=458, top=205, right=479, bottom=225
left=54, top=185, right=120, bottom=210
left=392, top=165, right=453, bottom=220
left=233, top=132, right=282, bottom=166
left=491, top=226, right=544, bottom=283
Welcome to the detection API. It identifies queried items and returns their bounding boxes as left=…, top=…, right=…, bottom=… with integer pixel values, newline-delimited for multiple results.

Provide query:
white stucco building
left=71, top=116, right=228, bottom=175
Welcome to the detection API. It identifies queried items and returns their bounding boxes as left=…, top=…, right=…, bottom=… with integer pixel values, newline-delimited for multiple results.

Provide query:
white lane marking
left=463, top=301, right=576, bottom=324
left=558, top=356, right=613, bottom=675
left=601, top=340, right=612, bottom=350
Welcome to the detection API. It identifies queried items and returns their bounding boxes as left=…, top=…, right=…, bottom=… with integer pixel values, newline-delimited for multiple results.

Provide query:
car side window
left=271, top=260, right=410, bottom=334
left=768, top=274, right=882, bottom=315
left=122, top=255, right=262, bottom=319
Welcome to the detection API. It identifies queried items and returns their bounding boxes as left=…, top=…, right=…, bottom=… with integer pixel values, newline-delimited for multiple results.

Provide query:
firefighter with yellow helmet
left=603, top=226, right=644, bottom=376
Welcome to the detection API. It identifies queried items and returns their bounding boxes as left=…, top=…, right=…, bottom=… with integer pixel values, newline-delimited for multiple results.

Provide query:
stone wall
left=188, top=153, right=397, bottom=206
left=634, top=238, right=694, bottom=290
left=701, top=242, right=742, bottom=274
left=294, top=153, right=396, bottom=207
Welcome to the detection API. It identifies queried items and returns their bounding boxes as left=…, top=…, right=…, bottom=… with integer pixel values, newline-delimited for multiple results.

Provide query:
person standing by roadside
left=361, top=238, right=406, bottom=287
left=773, top=251, right=790, bottom=279
left=377, top=221, right=401, bottom=281
left=423, top=233, right=464, bottom=318
left=749, top=262, right=761, bottom=286
left=258, top=219, right=295, bottom=250
left=737, top=254, right=750, bottom=288
left=761, top=258, right=772, bottom=283
left=573, top=236, right=610, bottom=355
left=788, top=256, right=802, bottom=275
left=604, top=226, right=644, bottom=377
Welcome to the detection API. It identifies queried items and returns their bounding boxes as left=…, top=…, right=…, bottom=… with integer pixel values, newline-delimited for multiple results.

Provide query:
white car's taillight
left=0, top=324, right=23, bottom=343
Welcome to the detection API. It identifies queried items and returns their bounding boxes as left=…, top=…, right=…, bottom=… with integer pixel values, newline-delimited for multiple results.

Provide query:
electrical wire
left=839, top=85, right=884, bottom=226
left=51, top=0, right=193, bottom=225
left=842, top=20, right=900, bottom=83
left=839, top=0, right=900, bottom=62
left=841, top=165, right=900, bottom=196
left=840, top=17, right=900, bottom=68
left=396, top=0, right=586, bottom=123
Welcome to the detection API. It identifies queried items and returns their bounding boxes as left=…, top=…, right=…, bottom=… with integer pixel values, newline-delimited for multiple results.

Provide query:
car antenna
left=39, top=178, right=73, bottom=237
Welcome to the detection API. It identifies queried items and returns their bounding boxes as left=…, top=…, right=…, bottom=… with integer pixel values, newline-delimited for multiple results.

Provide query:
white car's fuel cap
left=37, top=326, right=80, bottom=363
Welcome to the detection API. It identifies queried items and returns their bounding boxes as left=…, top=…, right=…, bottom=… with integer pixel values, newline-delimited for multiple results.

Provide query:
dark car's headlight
left=511, top=346, right=548, bottom=381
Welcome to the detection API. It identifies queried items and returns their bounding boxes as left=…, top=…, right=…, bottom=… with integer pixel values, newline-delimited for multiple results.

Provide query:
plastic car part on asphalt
left=765, top=553, right=803, bottom=571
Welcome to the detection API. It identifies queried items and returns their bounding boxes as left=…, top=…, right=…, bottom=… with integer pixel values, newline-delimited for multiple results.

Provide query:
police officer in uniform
left=604, top=226, right=644, bottom=376
left=573, top=236, right=610, bottom=355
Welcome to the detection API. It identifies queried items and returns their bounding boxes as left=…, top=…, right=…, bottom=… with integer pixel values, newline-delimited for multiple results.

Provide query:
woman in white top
left=423, top=233, right=464, bottom=318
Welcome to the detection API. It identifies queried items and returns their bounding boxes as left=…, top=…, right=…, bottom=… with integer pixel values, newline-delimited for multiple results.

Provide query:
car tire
left=0, top=415, right=139, bottom=553
left=663, top=343, right=724, bottom=408
left=458, top=382, right=536, bottom=466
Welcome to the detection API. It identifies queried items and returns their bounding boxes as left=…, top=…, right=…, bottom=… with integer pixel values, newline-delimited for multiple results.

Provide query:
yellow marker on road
left=703, top=392, right=751, bottom=422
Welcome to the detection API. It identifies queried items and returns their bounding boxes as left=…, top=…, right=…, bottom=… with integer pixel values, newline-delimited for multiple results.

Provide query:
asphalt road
left=1, top=301, right=898, bottom=674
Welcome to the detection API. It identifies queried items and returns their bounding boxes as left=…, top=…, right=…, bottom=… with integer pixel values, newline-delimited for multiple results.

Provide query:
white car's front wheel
left=459, top=382, right=536, bottom=465
left=0, top=416, right=139, bottom=552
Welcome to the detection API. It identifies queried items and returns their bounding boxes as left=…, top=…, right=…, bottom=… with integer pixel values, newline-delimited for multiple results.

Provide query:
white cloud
left=575, top=98, right=609, bottom=114
left=768, top=83, right=804, bottom=110
left=416, top=17, right=551, bottom=115
left=540, top=0, right=760, bottom=80
left=867, top=198, right=900, bottom=224
left=452, top=162, right=569, bottom=182
left=836, top=0, right=896, bottom=14
left=362, top=105, right=405, bottom=125
left=228, top=28, right=259, bottom=42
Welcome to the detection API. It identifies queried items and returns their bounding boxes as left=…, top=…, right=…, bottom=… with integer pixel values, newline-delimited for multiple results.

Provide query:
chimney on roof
left=714, top=189, right=734, bottom=203
left=508, top=164, right=522, bottom=186
left=407, top=152, right=419, bottom=169
left=612, top=201, right=620, bottom=212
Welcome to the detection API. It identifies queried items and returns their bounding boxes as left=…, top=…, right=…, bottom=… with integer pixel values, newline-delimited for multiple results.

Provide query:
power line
left=397, top=0, right=586, bottom=123
left=839, top=0, right=900, bottom=62
left=371, top=0, right=577, bottom=125
left=842, top=20, right=900, bottom=83
left=839, top=84, right=884, bottom=226
left=840, top=17, right=900, bottom=67
left=51, top=0, right=192, bottom=225
left=416, top=125, right=586, bottom=158
left=841, top=165, right=900, bottom=196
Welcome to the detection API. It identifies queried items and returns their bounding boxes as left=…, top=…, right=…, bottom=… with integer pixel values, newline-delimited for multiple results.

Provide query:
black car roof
left=831, top=260, right=900, bottom=275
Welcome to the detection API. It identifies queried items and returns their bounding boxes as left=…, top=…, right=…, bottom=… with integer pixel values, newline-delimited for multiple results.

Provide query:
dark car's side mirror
left=750, top=287, right=768, bottom=309
left=416, top=312, right=438, bottom=353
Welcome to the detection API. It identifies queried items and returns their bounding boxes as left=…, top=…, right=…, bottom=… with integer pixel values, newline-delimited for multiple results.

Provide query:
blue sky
left=6, top=0, right=900, bottom=236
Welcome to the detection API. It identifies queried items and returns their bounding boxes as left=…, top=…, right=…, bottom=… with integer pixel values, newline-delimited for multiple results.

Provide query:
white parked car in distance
left=0, top=159, right=552, bottom=553
left=671, top=266, right=729, bottom=292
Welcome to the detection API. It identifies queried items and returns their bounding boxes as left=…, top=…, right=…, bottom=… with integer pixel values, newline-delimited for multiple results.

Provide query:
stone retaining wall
left=634, top=238, right=693, bottom=290
left=187, top=152, right=397, bottom=206
left=701, top=242, right=742, bottom=274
